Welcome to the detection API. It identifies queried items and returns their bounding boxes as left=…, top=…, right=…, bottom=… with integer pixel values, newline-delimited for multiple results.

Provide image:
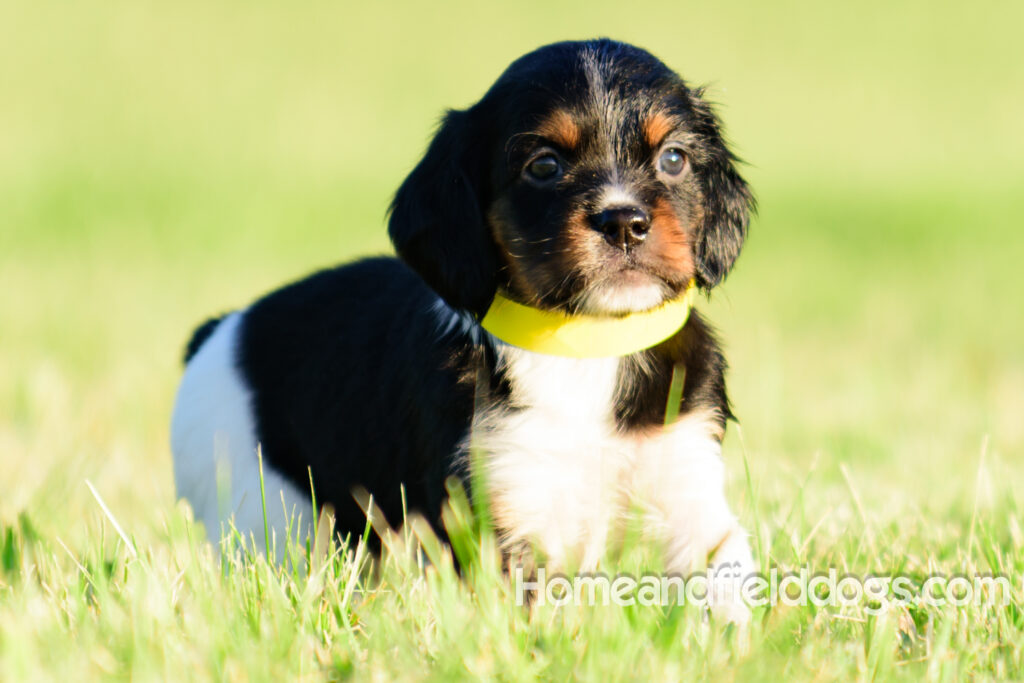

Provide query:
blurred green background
left=1, top=0, right=1022, bottom=535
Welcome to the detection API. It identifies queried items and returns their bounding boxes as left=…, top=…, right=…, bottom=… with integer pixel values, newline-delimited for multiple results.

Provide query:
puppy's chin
left=575, top=271, right=671, bottom=316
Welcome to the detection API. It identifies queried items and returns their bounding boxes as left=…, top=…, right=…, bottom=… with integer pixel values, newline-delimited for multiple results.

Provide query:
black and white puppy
left=171, top=39, right=755, bottom=614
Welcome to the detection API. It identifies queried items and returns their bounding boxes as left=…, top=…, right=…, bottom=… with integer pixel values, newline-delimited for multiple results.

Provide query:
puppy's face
left=485, top=51, right=714, bottom=315
left=390, top=40, right=753, bottom=317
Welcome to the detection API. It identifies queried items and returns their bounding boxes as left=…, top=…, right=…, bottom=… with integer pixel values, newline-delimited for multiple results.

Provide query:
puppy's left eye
left=657, top=147, right=687, bottom=176
left=525, top=154, right=562, bottom=182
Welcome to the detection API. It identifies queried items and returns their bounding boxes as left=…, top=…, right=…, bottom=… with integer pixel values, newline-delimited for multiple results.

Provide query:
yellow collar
left=480, top=283, right=695, bottom=358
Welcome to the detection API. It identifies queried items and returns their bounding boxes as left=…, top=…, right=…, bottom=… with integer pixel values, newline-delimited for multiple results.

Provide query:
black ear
left=688, top=90, right=756, bottom=289
left=388, top=109, right=498, bottom=316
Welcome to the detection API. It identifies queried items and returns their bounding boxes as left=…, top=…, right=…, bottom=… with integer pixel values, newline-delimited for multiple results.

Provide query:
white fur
left=599, top=185, right=640, bottom=208
left=463, top=327, right=754, bottom=608
left=576, top=281, right=667, bottom=314
left=472, top=347, right=623, bottom=569
left=170, top=312, right=312, bottom=551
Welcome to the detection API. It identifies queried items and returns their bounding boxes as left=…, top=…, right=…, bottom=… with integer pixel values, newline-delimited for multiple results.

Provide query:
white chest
left=469, top=343, right=731, bottom=572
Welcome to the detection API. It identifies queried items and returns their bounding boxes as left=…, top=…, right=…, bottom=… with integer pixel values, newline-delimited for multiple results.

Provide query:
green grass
left=1, top=0, right=1023, bottom=679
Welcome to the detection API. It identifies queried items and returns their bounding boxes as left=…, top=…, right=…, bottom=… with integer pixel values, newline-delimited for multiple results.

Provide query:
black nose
left=590, top=206, right=651, bottom=250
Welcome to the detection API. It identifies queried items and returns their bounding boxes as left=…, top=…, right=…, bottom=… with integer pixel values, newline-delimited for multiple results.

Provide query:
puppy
left=171, top=39, right=755, bottom=617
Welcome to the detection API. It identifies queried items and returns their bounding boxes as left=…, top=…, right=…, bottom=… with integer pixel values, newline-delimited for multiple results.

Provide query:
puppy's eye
left=657, top=147, right=687, bottom=176
left=525, top=154, right=561, bottom=182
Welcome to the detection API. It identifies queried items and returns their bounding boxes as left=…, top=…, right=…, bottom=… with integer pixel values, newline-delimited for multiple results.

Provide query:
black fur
left=687, top=90, right=756, bottom=289
left=389, top=111, right=499, bottom=318
left=235, top=258, right=497, bottom=539
left=615, top=311, right=733, bottom=432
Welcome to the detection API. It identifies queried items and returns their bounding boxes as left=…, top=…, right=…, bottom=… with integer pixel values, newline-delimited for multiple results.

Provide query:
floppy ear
left=687, top=90, right=756, bottom=289
left=388, top=109, right=498, bottom=316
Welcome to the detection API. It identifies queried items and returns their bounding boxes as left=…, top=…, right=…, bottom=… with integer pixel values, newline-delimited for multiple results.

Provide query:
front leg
left=633, top=409, right=755, bottom=624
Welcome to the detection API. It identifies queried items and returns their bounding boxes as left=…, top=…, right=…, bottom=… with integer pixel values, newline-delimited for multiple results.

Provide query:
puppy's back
left=171, top=257, right=478, bottom=548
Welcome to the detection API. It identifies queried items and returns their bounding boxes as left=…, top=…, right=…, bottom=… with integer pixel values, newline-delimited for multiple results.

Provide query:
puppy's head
left=389, top=39, right=754, bottom=317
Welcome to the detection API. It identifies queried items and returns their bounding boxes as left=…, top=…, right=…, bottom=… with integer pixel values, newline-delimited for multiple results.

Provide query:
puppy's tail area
left=183, top=315, right=228, bottom=364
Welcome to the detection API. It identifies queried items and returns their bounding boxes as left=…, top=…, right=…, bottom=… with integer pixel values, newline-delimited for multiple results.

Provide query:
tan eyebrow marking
left=536, top=109, right=581, bottom=149
left=644, top=112, right=677, bottom=148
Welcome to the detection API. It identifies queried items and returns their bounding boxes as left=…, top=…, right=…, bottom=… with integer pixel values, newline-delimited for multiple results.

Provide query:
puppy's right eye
left=525, top=154, right=561, bottom=182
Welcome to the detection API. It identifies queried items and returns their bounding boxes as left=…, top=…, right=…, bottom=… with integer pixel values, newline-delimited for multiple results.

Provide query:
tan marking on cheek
left=563, top=208, right=592, bottom=251
left=562, top=208, right=605, bottom=278
left=527, top=208, right=603, bottom=304
left=536, top=109, right=581, bottom=150
left=649, top=198, right=695, bottom=276
left=644, top=112, right=676, bottom=148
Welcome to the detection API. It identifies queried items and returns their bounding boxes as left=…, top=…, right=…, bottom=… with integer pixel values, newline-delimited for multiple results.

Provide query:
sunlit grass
left=1, top=461, right=1021, bottom=679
